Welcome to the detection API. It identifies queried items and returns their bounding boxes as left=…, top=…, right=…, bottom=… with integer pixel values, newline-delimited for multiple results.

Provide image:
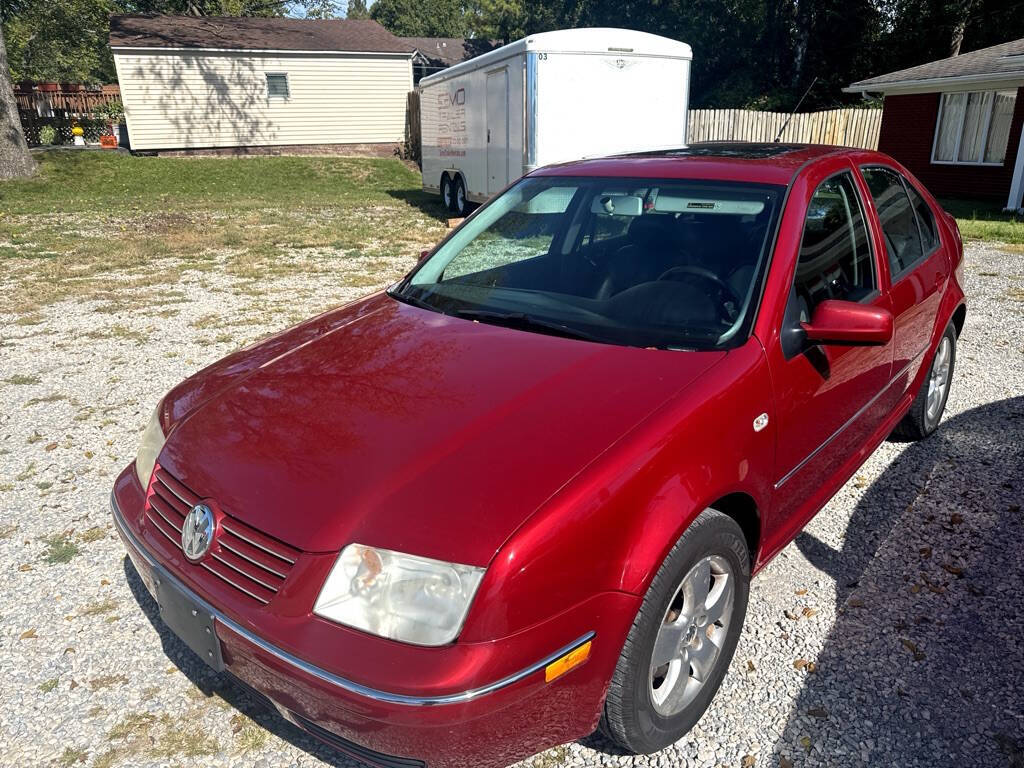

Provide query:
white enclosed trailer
left=419, top=28, right=692, bottom=215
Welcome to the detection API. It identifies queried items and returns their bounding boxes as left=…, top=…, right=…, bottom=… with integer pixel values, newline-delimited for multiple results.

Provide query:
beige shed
left=109, top=15, right=415, bottom=152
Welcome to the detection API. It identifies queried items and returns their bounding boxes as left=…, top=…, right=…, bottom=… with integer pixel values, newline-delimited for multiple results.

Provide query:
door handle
left=487, top=128, right=491, bottom=143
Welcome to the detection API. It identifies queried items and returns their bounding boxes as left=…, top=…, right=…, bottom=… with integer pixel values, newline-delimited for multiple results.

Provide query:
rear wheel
left=893, top=323, right=956, bottom=441
left=601, top=509, right=750, bottom=753
left=440, top=174, right=455, bottom=212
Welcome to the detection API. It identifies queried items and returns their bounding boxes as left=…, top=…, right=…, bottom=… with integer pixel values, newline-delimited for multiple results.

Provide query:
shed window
left=266, top=73, right=290, bottom=99
left=932, top=90, right=1016, bottom=165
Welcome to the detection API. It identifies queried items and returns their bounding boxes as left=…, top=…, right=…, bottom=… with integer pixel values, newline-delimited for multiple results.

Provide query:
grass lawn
left=939, top=198, right=1024, bottom=245
left=0, top=150, right=449, bottom=316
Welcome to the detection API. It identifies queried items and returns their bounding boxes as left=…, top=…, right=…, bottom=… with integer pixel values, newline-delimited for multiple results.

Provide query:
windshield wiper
left=453, top=308, right=602, bottom=343
left=388, top=288, right=440, bottom=313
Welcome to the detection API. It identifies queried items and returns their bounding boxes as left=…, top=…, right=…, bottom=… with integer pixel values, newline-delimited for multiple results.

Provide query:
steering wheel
left=657, top=265, right=741, bottom=322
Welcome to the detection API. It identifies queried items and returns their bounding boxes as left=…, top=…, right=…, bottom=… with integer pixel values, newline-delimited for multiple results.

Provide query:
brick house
left=847, top=37, right=1024, bottom=212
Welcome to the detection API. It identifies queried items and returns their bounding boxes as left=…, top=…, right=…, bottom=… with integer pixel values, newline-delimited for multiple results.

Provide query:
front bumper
left=111, top=470, right=640, bottom=768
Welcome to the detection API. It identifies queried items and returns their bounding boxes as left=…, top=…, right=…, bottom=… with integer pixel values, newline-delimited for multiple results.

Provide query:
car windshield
left=392, top=176, right=785, bottom=349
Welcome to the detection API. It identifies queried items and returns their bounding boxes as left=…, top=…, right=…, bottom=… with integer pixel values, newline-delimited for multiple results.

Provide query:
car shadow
left=121, top=558, right=363, bottom=767
left=775, top=396, right=1024, bottom=765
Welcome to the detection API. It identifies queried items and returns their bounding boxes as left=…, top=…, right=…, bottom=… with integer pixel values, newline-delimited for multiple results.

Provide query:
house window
left=265, top=73, right=289, bottom=99
left=932, top=90, right=1016, bottom=165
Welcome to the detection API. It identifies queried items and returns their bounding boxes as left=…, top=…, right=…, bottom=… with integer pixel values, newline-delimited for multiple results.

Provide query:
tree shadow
left=121, top=557, right=363, bottom=767
left=776, top=396, right=1024, bottom=765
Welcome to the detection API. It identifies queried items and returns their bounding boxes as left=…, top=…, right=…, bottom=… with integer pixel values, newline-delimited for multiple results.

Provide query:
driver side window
left=793, top=171, right=876, bottom=321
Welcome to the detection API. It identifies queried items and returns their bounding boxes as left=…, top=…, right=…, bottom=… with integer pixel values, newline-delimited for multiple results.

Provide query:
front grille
left=145, top=466, right=300, bottom=605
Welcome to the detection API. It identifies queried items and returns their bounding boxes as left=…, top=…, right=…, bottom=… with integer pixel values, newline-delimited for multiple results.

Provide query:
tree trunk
left=0, top=25, right=35, bottom=181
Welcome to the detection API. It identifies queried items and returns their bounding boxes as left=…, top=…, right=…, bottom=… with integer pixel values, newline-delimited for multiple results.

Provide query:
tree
left=0, top=24, right=35, bottom=180
left=370, top=0, right=469, bottom=37
left=2, top=0, right=118, bottom=83
left=466, top=0, right=524, bottom=43
left=345, top=0, right=370, bottom=19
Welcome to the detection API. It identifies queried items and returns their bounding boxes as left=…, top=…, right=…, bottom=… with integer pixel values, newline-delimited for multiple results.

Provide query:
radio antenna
left=774, top=76, right=819, bottom=142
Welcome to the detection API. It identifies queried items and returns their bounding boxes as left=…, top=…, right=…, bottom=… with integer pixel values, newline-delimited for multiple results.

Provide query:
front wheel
left=601, top=509, right=750, bottom=754
left=893, top=322, right=956, bottom=441
left=440, top=174, right=455, bottom=212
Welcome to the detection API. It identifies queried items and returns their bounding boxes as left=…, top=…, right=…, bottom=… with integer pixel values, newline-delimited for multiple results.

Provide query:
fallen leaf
left=747, top=660, right=756, bottom=672
left=919, top=546, right=932, bottom=558
left=802, top=606, right=818, bottom=618
left=793, top=658, right=808, bottom=670
left=18, top=563, right=31, bottom=572
left=950, top=513, right=964, bottom=525
left=63, top=646, right=75, bottom=654
left=44, top=442, right=57, bottom=452
left=100, top=579, right=109, bottom=586
left=900, top=638, right=926, bottom=661
left=799, top=736, right=812, bottom=752
left=806, top=661, right=817, bottom=673
left=779, top=758, right=794, bottom=768
left=848, top=598, right=865, bottom=608
left=794, top=588, right=807, bottom=595
left=741, top=755, right=755, bottom=767
left=70, top=679, right=78, bottom=690
left=941, top=563, right=964, bottom=576
left=784, top=610, right=799, bottom=620
left=807, top=706, right=829, bottom=718
left=20, top=628, right=37, bottom=639
left=910, top=584, right=921, bottom=594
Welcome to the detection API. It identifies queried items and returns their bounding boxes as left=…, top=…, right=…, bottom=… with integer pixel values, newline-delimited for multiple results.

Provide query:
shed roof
left=109, top=15, right=415, bottom=54
left=847, top=36, right=1024, bottom=93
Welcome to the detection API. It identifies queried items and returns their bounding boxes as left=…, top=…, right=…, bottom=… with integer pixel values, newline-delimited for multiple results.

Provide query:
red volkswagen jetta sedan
left=112, top=144, right=965, bottom=768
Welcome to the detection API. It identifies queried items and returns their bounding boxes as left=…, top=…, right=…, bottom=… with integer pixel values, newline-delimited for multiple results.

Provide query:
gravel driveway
left=1, top=242, right=1021, bottom=768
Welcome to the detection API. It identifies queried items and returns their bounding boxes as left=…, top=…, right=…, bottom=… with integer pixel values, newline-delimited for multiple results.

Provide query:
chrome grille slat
left=219, top=540, right=288, bottom=579
left=147, top=511, right=181, bottom=547
left=148, top=498, right=183, bottom=533
left=210, top=553, right=280, bottom=592
left=155, top=474, right=194, bottom=509
left=200, top=563, right=270, bottom=604
left=221, top=523, right=297, bottom=565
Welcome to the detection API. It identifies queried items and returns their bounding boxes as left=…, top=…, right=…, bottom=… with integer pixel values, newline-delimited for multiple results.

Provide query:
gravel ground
left=1, top=241, right=1021, bottom=768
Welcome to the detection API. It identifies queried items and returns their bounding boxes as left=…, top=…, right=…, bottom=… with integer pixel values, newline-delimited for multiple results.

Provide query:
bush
left=39, top=125, right=59, bottom=145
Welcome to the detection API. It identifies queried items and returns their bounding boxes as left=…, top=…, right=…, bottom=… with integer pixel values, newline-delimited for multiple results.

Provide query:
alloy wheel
left=926, top=336, right=952, bottom=427
left=649, top=554, right=735, bottom=716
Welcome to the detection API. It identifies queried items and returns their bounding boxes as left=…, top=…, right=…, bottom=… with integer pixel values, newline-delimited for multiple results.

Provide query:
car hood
left=158, top=294, right=725, bottom=565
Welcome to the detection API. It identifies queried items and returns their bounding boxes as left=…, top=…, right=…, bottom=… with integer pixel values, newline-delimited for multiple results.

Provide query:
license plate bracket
left=156, top=577, right=225, bottom=672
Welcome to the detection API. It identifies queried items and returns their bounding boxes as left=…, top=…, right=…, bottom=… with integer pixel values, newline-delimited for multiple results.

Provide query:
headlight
left=135, top=405, right=166, bottom=488
left=313, top=544, right=485, bottom=646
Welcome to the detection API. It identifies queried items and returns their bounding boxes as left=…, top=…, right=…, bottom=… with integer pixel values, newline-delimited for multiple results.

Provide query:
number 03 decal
left=538, top=52, right=548, bottom=60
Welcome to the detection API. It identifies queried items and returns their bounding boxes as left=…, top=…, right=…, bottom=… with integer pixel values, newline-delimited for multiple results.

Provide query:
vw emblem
left=181, top=503, right=215, bottom=561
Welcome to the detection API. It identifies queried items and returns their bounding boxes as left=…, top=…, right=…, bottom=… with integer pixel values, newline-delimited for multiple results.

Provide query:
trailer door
left=486, top=68, right=509, bottom=195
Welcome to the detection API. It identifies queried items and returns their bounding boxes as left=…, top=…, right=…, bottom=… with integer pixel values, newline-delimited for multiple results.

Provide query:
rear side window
left=861, top=166, right=936, bottom=276
left=904, top=183, right=939, bottom=254
left=793, top=172, right=876, bottom=318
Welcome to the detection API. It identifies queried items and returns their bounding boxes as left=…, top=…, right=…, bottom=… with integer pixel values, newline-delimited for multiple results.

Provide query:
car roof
left=533, top=142, right=873, bottom=186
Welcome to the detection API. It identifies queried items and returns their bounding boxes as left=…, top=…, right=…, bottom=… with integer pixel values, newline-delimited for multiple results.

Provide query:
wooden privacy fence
left=15, top=83, right=123, bottom=147
left=687, top=108, right=883, bottom=149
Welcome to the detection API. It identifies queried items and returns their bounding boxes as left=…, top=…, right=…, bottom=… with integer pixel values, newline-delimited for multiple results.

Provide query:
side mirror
left=801, top=300, right=893, bottom=346
left=418, top=249, right=430, bottom=264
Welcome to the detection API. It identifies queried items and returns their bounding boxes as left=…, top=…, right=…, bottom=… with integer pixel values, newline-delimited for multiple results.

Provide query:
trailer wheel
left=453, top=176, right=469, bottom=217
left=440, top=174, right=455, bottom=212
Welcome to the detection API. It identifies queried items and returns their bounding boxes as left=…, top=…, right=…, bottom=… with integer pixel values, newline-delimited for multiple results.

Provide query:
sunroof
left=631, top=143, right=807, bottom=159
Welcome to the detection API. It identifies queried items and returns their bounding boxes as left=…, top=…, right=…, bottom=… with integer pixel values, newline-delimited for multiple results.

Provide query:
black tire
left=440, top=174, right=455, bottom=212
left=601, top=509, right=750, bottom=754
left=452, top=176, right=469, bottom=217
left=892, top=322, right=956, bottom=441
